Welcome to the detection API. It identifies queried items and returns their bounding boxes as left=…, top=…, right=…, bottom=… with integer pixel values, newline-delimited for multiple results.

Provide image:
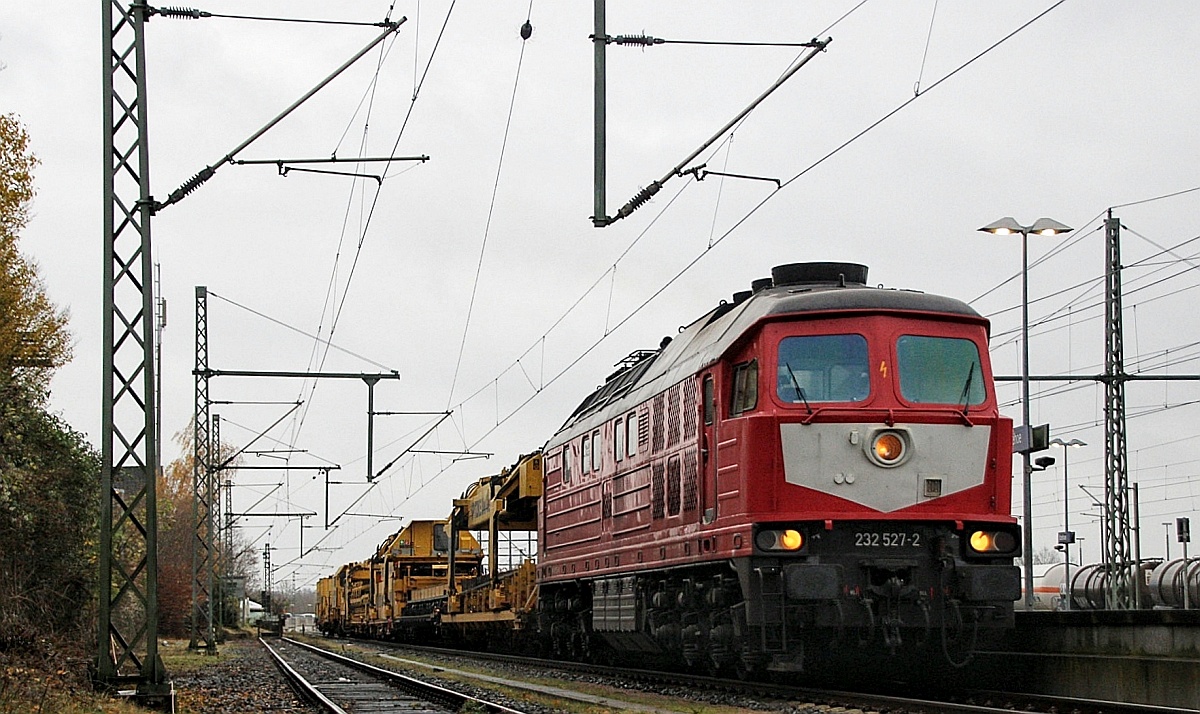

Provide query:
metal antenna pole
left=99, top=0, right=169, bottom=701
left=1104, top=210, right=1133, bottom=608
left=190, top=286, right=216, bottom=651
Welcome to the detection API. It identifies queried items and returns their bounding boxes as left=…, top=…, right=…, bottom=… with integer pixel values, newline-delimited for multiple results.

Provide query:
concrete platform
left=972, top=609, right=1200, bottom=709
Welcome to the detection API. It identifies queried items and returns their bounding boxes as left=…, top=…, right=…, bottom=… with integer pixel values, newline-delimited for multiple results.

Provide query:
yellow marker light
left=755, top=529, right=805, bottom=552
left=780, top=530, right=803, bottom=550
left=969, top=531, right=993, bottom=552
left=874, top=433, right=905, bottom=462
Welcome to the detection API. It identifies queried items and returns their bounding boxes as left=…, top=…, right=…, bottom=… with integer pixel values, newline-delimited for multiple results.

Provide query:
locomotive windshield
left=777, top=334, right=870, bottom=403
left=897, top=335, right=985, bottom=405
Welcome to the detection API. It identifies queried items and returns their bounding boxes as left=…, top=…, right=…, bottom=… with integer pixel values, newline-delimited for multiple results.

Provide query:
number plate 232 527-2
left=853, top=531, right=922, bottom=548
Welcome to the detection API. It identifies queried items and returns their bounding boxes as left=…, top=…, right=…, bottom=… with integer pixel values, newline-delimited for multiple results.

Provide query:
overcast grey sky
left=4, top=2, right=1200, bottom=587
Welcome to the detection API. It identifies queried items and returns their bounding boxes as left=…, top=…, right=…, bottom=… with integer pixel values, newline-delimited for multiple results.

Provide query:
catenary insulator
left=616, top=180, right=662, bottom=219
left=613, top=34, right=663, bottom=47
left=158, top=6, right=210, bottom=19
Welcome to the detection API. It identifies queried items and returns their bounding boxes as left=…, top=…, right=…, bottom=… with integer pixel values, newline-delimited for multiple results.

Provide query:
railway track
left=260, top=637, right=527, bottom=714
left=311, top=637, right=1195, bottom=714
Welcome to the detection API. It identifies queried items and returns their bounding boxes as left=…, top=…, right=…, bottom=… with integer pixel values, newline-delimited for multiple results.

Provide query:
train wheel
left=568, top=630, right=588, bottom=661
left=734, top=646, right=767, bottom=682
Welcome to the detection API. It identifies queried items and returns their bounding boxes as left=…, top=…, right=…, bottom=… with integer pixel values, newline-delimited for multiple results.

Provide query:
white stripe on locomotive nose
left=780, top=422, right=991, bottom=512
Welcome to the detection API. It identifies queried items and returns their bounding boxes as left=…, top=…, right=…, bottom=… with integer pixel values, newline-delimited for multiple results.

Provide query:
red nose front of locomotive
left=754, top=314, right=1014, bottom=523
left=725, top=312, right=1021, bottom=598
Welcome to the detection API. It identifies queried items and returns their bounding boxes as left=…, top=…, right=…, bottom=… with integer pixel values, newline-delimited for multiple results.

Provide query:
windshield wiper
left=958, top=362, right=977, bottom=415
left=784, top=363, right=813, bottom=414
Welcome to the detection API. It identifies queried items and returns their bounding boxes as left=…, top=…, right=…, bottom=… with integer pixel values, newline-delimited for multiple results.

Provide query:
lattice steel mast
left=98, top=0, right=169, bottom=700
left=101, top=6, right=406, bottom=678
left=1104, top=211, right=1133, bottom=608
left=190, top=285, right=216, bottom=651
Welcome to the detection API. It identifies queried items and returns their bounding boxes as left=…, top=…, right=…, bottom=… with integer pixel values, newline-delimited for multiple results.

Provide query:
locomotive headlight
left=865, top=429, right=910, bottom=467
left=756, top=529, right=804, bottom=552
left=968, top=530, right=1018, bottom=554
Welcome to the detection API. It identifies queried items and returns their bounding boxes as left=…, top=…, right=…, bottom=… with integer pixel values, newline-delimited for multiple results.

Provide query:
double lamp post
left=978, top=217, right=1073, bottom=608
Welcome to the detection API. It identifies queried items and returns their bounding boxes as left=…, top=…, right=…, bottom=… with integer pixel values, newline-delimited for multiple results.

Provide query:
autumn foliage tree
left=0, top=114, right=70, bottom=387
left=0, top=114, right=96, bottom=650
left=156, top=424, right=257, bottom=635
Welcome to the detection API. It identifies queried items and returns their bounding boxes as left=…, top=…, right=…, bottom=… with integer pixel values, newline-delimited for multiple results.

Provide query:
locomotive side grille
left=681, top=376, right=698, bottom=441
left=652, top=393, right=666, bottom=452
left=667, top=383, right=681, bottom=448
left=652, top=462, right=666, bottom=519
left=682, top=449, right=698, bottom=512
left=638, top=404, right=650, bottom=451
left=667, top=455, right=682, bottom=516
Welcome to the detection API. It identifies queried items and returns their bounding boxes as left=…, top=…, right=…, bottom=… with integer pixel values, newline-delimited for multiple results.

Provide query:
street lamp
left=1050, top=437, right=1086, bottom=610
left=979, top=216, right=1074, bottom=607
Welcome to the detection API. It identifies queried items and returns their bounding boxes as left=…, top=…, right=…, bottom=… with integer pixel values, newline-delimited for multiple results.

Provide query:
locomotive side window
left=897, top=335, right=985, bottom=405
left=777, top=334, right=869, bottom=403
left=582, top=435, right=592, bottom=475
left=615, top=417, right=625, bottom=463
left=592, top=429, right=602, bottom=472
left=563, top=445, right=572, bottom=484
left=730, top=360, right=758, bottom=415
left=703, top=375, right=715, bottom=425
left=626, top=412, right=638, bottom=457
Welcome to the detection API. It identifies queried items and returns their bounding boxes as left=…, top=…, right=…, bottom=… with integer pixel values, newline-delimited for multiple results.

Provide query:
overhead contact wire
left=291, top=1, right=457, bottom=450
left=208, top=291, right=397, bottom=371
left=446, top=1, right=535, bottom=410
left=289, top=29, right=403, bottom=448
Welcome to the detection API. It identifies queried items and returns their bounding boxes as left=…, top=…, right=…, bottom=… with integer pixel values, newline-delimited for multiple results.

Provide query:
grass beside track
left=1, top=651, right=143, bottom=714
left=1, top=630, right=291, bottom=714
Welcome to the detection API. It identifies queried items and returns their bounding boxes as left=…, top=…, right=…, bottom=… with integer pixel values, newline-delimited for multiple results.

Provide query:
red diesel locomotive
left=535, top=262, right=1019, bottom=675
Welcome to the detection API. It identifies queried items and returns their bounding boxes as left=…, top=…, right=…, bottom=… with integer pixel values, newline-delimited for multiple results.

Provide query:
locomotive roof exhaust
left=771, top=262, right=869, bottom=288
left=733, top=262, right=868, bottom=305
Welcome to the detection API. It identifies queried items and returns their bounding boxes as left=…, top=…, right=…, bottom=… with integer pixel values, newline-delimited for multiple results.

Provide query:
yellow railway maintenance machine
left=443, top=452, right=543, bottom=648
left=316, top=521, right=483, bottom=639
